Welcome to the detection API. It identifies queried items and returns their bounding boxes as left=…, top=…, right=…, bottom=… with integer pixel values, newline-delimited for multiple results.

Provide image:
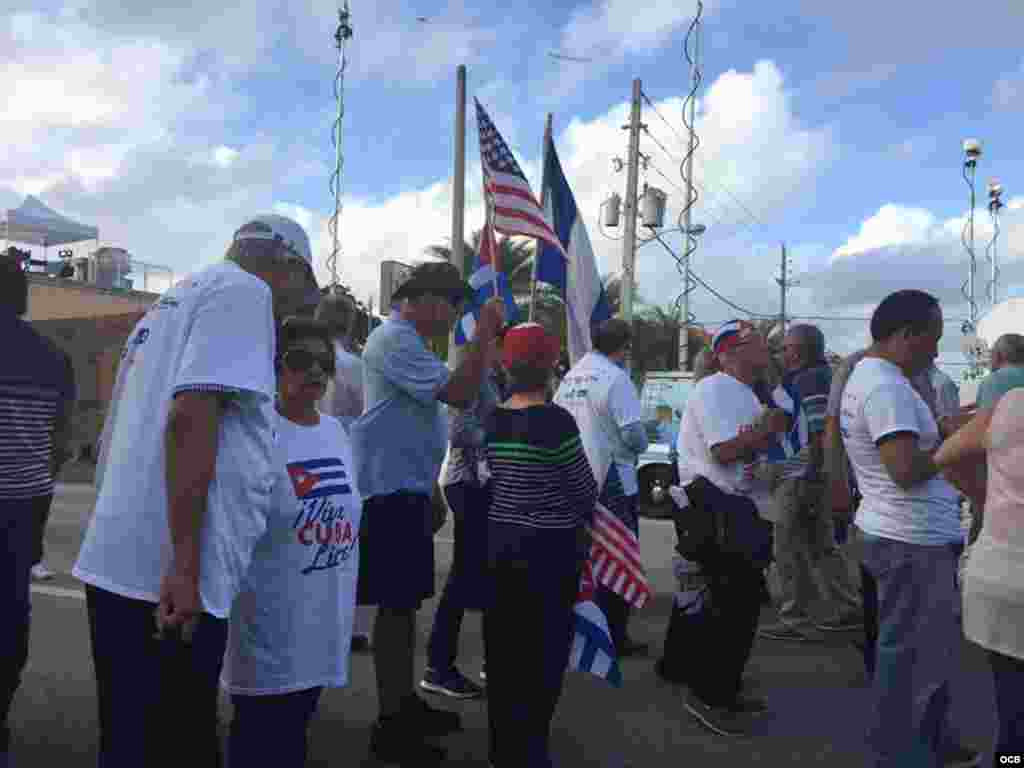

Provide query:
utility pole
left=448, top=65, right=467, bottom=366
left=778, top=243, right=787, bottom=335
left=621, top=78, right=642, bottom=332
left=774, top=242, right=796, bottom=337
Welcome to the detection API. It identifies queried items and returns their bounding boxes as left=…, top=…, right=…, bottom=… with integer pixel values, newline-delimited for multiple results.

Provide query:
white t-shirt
left=74, top=262, right=278, bottom=619
left=554, top=352, right=644, bottom=495
left=675, top=372, right=773, bottom=516
left=222, top=413, right=362, bottom=695
left=840, top=357, right=961, bottom=545
left=320, top=342, right=364, bottom=432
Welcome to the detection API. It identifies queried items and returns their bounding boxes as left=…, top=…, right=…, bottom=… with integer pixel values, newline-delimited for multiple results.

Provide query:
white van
left=636, top=371, right=695, bottom=517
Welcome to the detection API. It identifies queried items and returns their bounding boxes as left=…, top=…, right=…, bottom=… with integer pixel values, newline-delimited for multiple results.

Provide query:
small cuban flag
left=286, top=458, right=352, bottom=500
left=570, top=560, right=623, bottom=687
left=454, top=219, right=520, bottom=345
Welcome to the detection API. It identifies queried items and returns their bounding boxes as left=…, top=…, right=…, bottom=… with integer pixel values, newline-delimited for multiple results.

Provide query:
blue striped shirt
left=1, top=313, right=75, bottom=500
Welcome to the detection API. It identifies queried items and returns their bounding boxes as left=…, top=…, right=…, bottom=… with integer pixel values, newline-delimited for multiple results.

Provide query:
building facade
left=26, top=274, right=159, bottom=461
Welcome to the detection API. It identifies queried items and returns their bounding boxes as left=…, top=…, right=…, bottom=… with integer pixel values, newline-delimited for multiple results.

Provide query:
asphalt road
left=9, top=483, right=1000, bottom=767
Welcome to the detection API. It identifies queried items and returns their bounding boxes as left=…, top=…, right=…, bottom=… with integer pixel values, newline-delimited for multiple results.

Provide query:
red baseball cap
left=501, top=323, right=560, bottom=369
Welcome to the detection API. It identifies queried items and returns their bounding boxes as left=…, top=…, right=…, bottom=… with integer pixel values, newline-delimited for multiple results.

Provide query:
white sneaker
left=31, top=563, right=55, bottom=581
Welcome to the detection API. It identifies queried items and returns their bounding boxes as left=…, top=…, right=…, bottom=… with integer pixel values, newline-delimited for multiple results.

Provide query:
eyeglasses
left=281, top=349, right=335, bottom=375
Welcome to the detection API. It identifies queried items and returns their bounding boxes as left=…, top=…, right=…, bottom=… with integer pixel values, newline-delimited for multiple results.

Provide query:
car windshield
left=641, top=379, right=693, bottom=446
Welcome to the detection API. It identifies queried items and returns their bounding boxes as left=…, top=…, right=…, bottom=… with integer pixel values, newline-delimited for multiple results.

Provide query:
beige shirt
left=963, top=388, right=1024, bottom=661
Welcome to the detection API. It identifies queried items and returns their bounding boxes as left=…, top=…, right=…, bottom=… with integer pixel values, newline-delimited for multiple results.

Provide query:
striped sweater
left=1, top=314, right=75, bottom=500
left=485, top=404, right=598, bottom=530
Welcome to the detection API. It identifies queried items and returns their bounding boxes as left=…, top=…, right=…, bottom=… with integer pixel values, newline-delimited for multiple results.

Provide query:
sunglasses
left=281, top=348, right=335, bottom=375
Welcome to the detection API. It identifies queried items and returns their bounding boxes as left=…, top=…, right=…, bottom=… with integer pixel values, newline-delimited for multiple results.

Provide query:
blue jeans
left=0, top=497, right=44, bottom=756
left=426, top=482, right=489, bottom=673
left=859, top=535, right=960, bottom=768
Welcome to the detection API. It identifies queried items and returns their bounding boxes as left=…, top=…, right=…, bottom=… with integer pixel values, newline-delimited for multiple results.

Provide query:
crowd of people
left=1, top=213, right=1021, bottom=768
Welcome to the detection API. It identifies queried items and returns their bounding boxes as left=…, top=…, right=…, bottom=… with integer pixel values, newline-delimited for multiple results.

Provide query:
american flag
left=570, top=560, right=623, bottom=687
left=588, top=502, right=651, bottom=609
left=475, top=99, right=567, bottom=261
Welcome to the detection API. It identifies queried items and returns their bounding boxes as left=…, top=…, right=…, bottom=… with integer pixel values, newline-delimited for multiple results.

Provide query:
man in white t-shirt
left=73, top=214, right=318, bottom=768
left=554, top=317, right=649, bottom=656
left=668, top=320, right=789, bottom=737
left=840, top=290, right=979, bottom=768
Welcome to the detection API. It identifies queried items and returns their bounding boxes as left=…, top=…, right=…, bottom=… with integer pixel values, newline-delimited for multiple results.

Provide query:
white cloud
left=560, top=0, right=715, bottom=59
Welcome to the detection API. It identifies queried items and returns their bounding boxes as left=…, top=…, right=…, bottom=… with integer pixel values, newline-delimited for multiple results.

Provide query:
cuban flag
left=536, top=135, right=612, bottom=365
left=286, top=458, right=352, bottom=499
left=570, top=560, right=623, bottom=687
left=454, top=218, right=520, bottom=345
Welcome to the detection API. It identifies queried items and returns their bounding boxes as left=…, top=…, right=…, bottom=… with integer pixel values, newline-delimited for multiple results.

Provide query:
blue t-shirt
left=349, top=312, right=451, bottom=498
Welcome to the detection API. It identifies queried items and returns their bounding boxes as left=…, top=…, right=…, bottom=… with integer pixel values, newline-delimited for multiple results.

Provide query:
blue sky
left=4, top=0, right=1024, bottom=370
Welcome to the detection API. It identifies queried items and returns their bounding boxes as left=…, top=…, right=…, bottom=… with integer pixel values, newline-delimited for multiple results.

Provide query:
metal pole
left=529, top=113, right=553, bottom=322
left=779, top=243, right=787, bottom=336
left=680, top=18, right=700, bottom=372
left=448, top=65, right=467, bottom=366
left=621, top=78, right=642, bottom=330
left=968, top=165, right=977, bottom=329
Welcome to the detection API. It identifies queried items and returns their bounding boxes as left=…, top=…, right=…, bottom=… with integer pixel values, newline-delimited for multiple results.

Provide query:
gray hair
left=787, top=323, right=826, bottom=363
left=992, top=333, right=1024, bottom=366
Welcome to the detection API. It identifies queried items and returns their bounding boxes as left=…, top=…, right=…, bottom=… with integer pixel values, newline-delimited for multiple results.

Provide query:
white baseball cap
left=233, top=214, right=313, bottom=267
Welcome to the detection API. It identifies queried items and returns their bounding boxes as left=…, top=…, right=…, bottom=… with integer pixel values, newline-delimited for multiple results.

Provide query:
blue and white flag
left=453, top=260, right=519, bottom=345
left=570, top=560, right=623, bottom=687
left=536, top=135, right=612, bottom=365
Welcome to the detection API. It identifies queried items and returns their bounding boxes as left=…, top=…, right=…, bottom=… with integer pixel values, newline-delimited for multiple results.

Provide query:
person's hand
left=156, top=561, right=201, bottom=644
left=476, top=298, right=505, bottom=342
left=762, top=408, right=789, bottom=434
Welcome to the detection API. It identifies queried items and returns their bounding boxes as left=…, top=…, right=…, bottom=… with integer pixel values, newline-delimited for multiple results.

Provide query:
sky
left=5, top=0, right=1024, bottom=375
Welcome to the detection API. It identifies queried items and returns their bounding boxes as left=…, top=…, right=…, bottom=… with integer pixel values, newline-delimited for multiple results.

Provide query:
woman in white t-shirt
left=222, top=317, right=362, bottom=767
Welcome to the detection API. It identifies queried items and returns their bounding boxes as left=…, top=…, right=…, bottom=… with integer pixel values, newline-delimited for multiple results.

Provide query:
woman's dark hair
left=1, top=255, right=28, bottom=316
left=593, top=317, right=632, bottom=356
left=504, top=361, right=551, bottom=395
left=276, top=316, right=333, bottom=367
left=870, top=290, right=941, bottom=343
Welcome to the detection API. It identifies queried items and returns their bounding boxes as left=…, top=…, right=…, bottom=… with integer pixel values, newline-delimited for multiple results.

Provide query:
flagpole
left=448, top=65, right=467, bottom=367
left=529, top=113, right=553, bottom=322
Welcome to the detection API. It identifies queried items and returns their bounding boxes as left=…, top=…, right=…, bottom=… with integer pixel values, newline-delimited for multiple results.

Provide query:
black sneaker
left=420, top=667, right=485, bottom=700
left=405, top=693, right=462, bottom=736
left=941, top=744, right=981, bottom=768
left=681, top=689, right=748, bottom=737
left=369, top=717, right=447, bottom=766
left=729, top=693, right=769, bottom=717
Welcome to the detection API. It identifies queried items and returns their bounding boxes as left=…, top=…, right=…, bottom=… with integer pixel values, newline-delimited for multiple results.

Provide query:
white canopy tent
left=1, top=195, right=99, bottom=250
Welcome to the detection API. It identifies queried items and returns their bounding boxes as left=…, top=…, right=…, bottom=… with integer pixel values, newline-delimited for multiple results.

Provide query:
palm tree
left=425, top=230, right=536, bottom=300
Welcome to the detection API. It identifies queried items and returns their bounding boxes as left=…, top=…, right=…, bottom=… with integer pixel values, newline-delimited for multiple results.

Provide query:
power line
left=639, top=89, right=687, bottom=151
left=641, top=125, right=683, bottom=167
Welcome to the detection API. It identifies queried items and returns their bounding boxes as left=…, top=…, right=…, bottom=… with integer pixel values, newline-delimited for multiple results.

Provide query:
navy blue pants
left=228, top=687, right=323, bottom=768
left=427, top=482, right=489, bottom=673
left=0, top=496, right=44, bottom=755
left=86, top=586, right=228, bottom=768
left=484, top=528, right=579, bottom=768
left=988, top=649, right=1024, bottom=757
